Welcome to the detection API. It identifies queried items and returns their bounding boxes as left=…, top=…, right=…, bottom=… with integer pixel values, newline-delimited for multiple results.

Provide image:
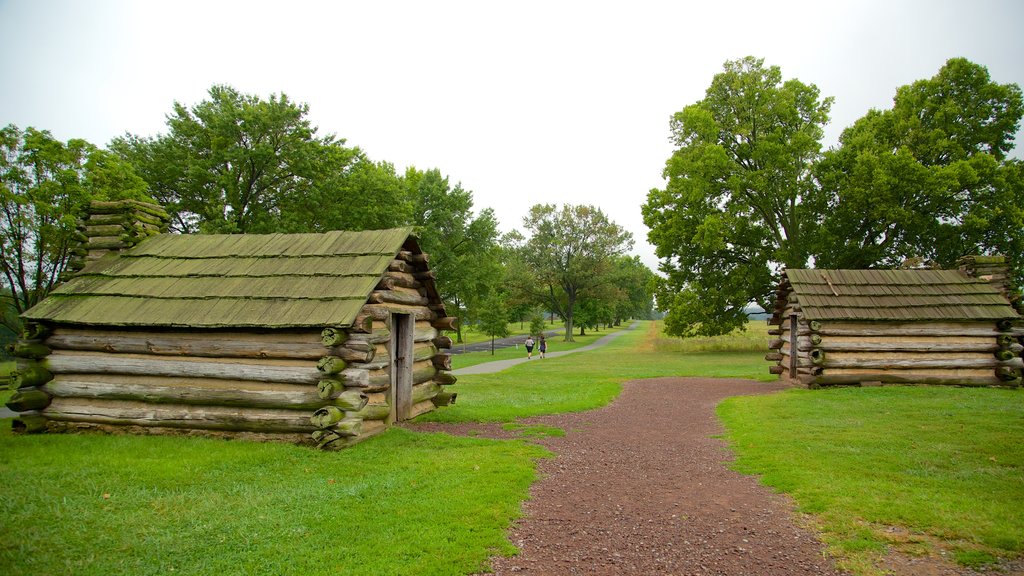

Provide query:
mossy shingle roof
left=784, top=268, right=1019, bottom=321
left=24, top=228, right=416, bottom=328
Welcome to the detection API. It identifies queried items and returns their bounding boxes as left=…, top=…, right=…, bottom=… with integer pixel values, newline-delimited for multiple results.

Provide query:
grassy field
left=3, top=320, right=1019, bottom=574
left=453, top=320, right=566, bottom=347
left=0, top=426, right=547, bottom=576
left=719, top=386, right=1024, bottom=573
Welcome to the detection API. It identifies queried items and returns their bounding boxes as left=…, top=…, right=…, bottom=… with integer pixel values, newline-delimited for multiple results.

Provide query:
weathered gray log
left=397, top=250, right=429, bottom=266
left=768, top=365, right=786, bottom=375
left=813, top=373, right=1005, bottom=387
left=319, top=345, right=373, bottom=363
left=997, top=334, right=1015, bottom=347
left=379, top=271, right=419, bottom=289
left=48, top=329, right=326, bottom=360
left=42, top=398, right=316, bottom=432
left=809, top=349, right=825, bottom=366
left=6, top=388, right=52, bottom=412
left=42, top=375, right=362, bottom=410
left=83, top=224, right=125, bottom=237
left=45, top=354, right=322, bottom=384
left=767, top=338, right=784, bottom=350
left=388, top=259, right=412, bottom=273
left=11, top=363, right=53, bottom=388
left=434, top=370, right=457, bottom=385
left=808, top=320, right=823, bottom=332
left=354, top=403, right=391, bottom=421
left=767, top=328, right=782, bottom=336
left=413, top=325, right=440, bottom=343
left=996, top=319, right=1015, bottom=332
left=818, top=357, right=1024, bottom=370
left=412, top=382, right=441, bottom=404
left=431, top=317, right=459, bottom=331
left=764, top=352, right=783, bottom=362
left=432, top=353, right=452, bottom=371
left=362, top=303, right=434, bottom=322
left=815, top=327, right=1013, bottom=338
left=345, top=328, right=392, bottom=345
left=433, top=335, right=453, bottom=349
left=365, top=361, right=436, bottom=391
left=413, top=343, right=438, bottom=362
left=316, top=356, right=347, bottom=375
left=368, top=290, right=429, bottom=307
left=812, top=341, right=1011, bottom=353
left=431, top=391, right=457, bottom=407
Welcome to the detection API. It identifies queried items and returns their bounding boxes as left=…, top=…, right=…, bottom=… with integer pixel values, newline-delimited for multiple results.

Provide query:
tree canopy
left=1, top=124, right=150, bottom=333
left=515, top=204, right=634, bottom=341
left=814, top=58, right=1024, bottom=278
left=111, top=85, right=364, bottom=234
left=645, top=57, right=1024, bottom=337
left=642, top=56, right=832, bottom=336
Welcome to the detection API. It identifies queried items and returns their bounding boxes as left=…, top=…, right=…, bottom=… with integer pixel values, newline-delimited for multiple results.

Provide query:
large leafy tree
left=517, top=204, right=633, bottom=342
left=111, top=85, right=362, bottom=234
left=1, top=125, right=150, bottom=333
left=642, top=56, right=832, bottom=337
left=814, top=58, right=1024, bottom=283
left=407, top=168, right=501, bottom=342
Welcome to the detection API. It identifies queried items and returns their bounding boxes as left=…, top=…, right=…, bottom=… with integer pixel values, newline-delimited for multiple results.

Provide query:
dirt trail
left=416, top=377, right=847, bottom=575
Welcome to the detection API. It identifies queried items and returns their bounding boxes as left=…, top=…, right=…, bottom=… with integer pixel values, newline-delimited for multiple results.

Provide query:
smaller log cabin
left=6, top=200, right=458, bottom=449
left=767, top=258, right=1023, bottom=388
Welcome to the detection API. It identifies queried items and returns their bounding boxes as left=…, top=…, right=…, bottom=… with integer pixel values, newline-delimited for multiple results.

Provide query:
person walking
left=524, top=335, right=535, bottom=359
left=539, top=335, right=547, bottom=359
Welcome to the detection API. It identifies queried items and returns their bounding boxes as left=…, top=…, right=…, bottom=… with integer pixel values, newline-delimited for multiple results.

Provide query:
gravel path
left=415, top=377, right=846, bottom=575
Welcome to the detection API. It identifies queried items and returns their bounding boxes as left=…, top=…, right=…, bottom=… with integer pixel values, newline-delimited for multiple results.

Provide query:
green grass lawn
left=4, top=319, right=1017, bottom=575
left=719, top=386, right=1024, bottom=573
left=0, top=426, right=547, bottom=576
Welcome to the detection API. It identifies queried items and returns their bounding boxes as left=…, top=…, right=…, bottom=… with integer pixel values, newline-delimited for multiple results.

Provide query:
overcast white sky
left=3, top=0, right=1023, bottom=271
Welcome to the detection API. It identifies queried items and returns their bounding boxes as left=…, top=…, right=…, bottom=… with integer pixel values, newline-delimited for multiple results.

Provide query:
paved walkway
left=453, top=322, right=639, bottom=375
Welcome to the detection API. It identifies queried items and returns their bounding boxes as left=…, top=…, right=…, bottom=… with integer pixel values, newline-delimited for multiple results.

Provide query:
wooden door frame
left=389, top=313, right=414, bottom=423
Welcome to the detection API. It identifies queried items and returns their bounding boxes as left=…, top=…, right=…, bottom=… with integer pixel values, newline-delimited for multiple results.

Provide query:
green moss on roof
left=784, top=268, right=1019, bottom=321
left=24, top=228, right=416, bottom=328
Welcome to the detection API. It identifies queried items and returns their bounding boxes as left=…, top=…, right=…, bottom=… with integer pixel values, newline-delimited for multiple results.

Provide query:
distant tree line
left=643, top=57, right=1024, bottom=337
left=2, top=84, right=656, bottom=348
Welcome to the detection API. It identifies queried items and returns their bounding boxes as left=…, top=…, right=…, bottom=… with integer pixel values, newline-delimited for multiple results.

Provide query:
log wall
left=767, top=297, right=1022, bottom=388
left=6, top=250, right=458, bottom=449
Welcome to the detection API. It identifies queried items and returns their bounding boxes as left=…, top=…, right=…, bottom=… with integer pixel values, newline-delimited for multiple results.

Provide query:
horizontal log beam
left=812, top=342, right=1014, bottom=353
left=45, top=353, right=321, bottom=384
left=42, top=398, right=317, bottom=433
left=813, top=374, right=1008, bottom=387
left=6, top=388, right=52, bottom=412
left=431, top=317, right=459, bottom=331
left=367, top=290, right=428, bottom=307
left=43, top=375, right=367, bottom=411
left=50, top=329, right=325, bottom=360
left=818, top=357, right=1024, bottom=370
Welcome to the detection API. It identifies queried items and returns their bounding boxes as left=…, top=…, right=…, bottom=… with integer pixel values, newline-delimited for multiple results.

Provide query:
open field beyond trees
left=1, top=320, right=1021, bottom=575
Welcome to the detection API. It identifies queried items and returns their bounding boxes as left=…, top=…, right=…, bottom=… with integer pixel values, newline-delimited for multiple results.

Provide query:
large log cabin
left=767, top=257, right=1023, bottom=388
left=6, top=200, right=458, bottom=449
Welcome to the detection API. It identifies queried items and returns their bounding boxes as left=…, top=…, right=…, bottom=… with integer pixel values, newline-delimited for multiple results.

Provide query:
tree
left=111, top=84, right=361, bottom=234
left=814, top=58, right=1024, bottom=284
left=407, top=168, right=501, bottom=342
left=1, top=125, right=150, bottom=333
left=609, top=255, right=657, bottom=324
left=477, top=291, right=511, bottom=355
left=517, top=204, right=633, bottom=342
left=642, top=56, right=833, bottom=337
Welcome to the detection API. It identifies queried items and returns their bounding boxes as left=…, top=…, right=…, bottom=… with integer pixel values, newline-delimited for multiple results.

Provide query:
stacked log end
left=5, top=323, right=55, bottom=433
left=70, top=200, right=170, bottom=276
